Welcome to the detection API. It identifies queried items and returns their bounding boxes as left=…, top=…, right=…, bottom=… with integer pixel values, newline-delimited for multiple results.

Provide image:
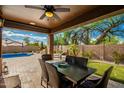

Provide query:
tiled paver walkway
left=3, top=53, right=42, bottom=88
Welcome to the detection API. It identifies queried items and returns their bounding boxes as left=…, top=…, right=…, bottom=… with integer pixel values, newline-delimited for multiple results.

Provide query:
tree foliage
left=112, top=51, right=121, bottom=65
left=68, top=44, right=79, bottom=56
left=54, top=13, right=124, bottom=45
left=94, top=14, right=124, bottom=44
left=23, top=37, right=30, bottom=45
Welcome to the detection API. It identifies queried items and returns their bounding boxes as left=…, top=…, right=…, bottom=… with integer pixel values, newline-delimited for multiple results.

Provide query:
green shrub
left=82, top=51, right=93, bottom=59
left=54, top=50, right=63, bottom=54
left=112, top=51, right=121, bottom=65
left=68, top=44, right=79, bottom=56
left=12, top=51, right=19, bottom=53
left=120, top=54, right=124, bottom=61
left=54, top=50, right=57, bottom=53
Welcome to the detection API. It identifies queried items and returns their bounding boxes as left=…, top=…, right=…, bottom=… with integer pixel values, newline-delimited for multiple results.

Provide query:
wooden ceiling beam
left=3, top=19, right=51, bottom=34
left=52, top=5, right=124, bottom=33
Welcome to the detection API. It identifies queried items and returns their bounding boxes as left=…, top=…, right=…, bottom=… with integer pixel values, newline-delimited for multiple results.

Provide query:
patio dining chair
left=42, top=54, right=53, bottom=62
left=65, top=56, right=88, bottom=68
left=76, top=66, right=113, bottom=88
left=0, top=75, right=21, bottom=88
left=65, top=55, right=75, bottom=65
left=38, top=59, right=49, bottom=88
left=45, top=63, right=72, bottom=88
left=75, top=57, right=88, bottom=68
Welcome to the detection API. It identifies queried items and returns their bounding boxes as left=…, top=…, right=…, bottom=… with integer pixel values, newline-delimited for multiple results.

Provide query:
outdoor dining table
left=46, top=60, right=96, bottom=87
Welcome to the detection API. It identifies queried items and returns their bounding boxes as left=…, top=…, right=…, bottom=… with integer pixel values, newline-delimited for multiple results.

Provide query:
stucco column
left=48, top=33, right=54, bottom=56
left=0, top=19, right=4, bottom=75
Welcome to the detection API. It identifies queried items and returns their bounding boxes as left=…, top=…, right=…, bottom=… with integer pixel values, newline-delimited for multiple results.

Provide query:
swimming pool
left=2, top=53, right=33, bottom=58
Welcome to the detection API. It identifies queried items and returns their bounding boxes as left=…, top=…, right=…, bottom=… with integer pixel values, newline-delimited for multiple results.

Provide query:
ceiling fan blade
left=53, top=13, right=61, bottom=20
left=40, top=13, right=46, bottom=20
left=25, top=5, right=45, bottom=10
left=54, top=8, right=70, bottom=12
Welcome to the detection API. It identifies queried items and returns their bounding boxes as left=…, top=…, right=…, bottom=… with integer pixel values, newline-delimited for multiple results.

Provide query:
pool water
left=2, top=53, right=33, bottom=58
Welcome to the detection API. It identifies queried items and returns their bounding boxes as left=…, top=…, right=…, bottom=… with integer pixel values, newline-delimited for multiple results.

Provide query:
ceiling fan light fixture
left=45, top=11, right=54, bottom=17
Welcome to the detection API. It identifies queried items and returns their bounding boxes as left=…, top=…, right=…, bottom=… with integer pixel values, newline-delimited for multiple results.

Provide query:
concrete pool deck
left=2, top=53, right=124, bottom=88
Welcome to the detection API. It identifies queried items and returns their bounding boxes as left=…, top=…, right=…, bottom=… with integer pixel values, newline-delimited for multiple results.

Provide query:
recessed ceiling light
left=29, top=22, right=36, bottom=25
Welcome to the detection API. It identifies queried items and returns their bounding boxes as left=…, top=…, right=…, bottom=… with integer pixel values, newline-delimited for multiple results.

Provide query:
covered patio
left=0, top=5, right=124, bottom=88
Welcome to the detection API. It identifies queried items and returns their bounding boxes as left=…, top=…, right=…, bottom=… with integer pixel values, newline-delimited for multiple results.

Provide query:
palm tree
left=63, top=31, right=72, bottom=45
left=54, top=13, right=124, bottom=46
left=23, top=37, right=30, bottom=46
left=94, top=14, right=124, bottom=44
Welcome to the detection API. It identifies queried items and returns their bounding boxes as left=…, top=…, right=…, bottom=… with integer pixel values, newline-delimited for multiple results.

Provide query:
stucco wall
left=2, top=46, right=40, bottom=53
left=54, top=44, right=124, bottom=62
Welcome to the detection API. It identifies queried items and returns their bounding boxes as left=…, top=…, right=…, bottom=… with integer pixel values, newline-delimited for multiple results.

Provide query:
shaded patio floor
left=2, top=53, right=42, bottom=88
left=2, top=53, right=124, bottom=88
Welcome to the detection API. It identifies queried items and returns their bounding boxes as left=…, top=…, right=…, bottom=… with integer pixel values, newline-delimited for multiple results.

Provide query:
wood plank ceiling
left=1, top=5, right=124, bottom=33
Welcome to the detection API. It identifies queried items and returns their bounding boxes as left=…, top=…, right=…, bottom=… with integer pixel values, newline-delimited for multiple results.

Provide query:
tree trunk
left=95, top=29, right=110, bottom=44
left=95, top=23, right=120, bottom=44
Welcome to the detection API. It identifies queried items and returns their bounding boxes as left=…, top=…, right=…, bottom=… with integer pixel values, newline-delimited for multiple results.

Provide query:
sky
left=2, top=27, right=48, bottom=45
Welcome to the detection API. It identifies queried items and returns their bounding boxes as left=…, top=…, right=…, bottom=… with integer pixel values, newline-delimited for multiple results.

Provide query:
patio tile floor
left=2, top=53, right=124, bottom=88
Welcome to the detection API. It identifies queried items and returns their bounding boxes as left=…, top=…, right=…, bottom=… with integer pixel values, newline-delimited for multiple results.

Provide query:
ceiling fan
left=25, top=5, right=70, bottom=20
